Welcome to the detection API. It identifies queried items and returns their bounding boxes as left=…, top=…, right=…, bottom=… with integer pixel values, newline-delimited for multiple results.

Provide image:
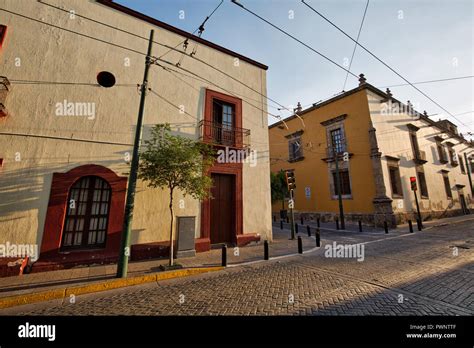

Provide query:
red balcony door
left=210, top=173, right=235, bottom=244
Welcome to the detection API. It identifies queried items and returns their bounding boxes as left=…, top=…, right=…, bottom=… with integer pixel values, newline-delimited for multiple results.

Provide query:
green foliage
left=270, top=170, right=288, bottom=204
left=138, top=123, right=215, bottom=200
left=138, top=123, right=215, bottom=266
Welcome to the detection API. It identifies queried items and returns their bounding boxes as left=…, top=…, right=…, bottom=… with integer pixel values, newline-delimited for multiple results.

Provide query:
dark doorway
left=210, top=173, right=235, bottom=245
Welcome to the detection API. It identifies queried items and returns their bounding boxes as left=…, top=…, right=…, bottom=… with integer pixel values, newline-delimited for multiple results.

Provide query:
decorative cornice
left=284, top=130, right=304, bottom=139
left=320, top=114, right=347, bottom=127
left=384, top=155, right=400, bottom=162
left=406, top=123, right=420, bottom=132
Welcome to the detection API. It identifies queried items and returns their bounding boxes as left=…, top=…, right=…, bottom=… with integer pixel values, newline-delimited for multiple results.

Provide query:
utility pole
left=285, top=170, right=296, bottom=240
left=333, top=146, right=345, bottom=230
left=464, top=152, right=473, bottom=195
left=117, top=29, right=154, bottom=278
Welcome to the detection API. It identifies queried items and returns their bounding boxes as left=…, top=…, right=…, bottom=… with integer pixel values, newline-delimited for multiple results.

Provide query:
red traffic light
left=410, top=176, right=417, bottom=191
left=410, top=176, right=416, bottom=182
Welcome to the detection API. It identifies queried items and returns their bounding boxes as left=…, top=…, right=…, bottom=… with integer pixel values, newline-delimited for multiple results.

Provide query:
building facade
left=0, top=0, right=272, bottom=273
left=269, top=75, right=473, bottom=227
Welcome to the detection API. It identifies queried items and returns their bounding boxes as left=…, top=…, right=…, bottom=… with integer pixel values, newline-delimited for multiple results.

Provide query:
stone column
left=369, top=120, right=396, bottom=227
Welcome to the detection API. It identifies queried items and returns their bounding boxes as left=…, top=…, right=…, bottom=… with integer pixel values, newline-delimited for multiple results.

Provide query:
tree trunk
left=169, top=187, right=174, bottom=266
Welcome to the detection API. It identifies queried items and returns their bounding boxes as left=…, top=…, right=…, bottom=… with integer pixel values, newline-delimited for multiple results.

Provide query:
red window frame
left=0, top=25, right=7, bottom=48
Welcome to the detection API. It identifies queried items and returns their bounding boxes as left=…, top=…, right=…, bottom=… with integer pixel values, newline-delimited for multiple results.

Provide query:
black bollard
left=417, top=219, right=422, bottom=231
left=408, top=220, right=413, bottom=233
left=315, top=228, right=321, bottom=247
left=264, top=240, right=269, bottom=260
left=358, top=220, right=362, bottom=232
left=317, top=218, right=320, bottom=228
left=307, top=225, right=311, bottom=237
left=336, top=218, right=340, bottom=230
left=280, top=220, right=283, bottom=230
left=221, top=245, right=227, bottom=267
left=384, top=221, right=388, bottom=234
left=273, top=215, right=276, bottom=222
left=297, top=236, right=303, bottom=254
left=295, top=223, right=299, bottom=234
left=286, top=216, right=289, bottom=223
left=300, top=216, right=304, bottom=225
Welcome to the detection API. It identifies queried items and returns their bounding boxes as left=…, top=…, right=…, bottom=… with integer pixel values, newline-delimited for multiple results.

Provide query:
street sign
left=288, top=199, right=294, bottom=209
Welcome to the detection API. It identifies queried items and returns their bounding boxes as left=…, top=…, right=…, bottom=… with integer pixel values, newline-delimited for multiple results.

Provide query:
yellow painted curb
left=0, top=266, right=224, bottom=310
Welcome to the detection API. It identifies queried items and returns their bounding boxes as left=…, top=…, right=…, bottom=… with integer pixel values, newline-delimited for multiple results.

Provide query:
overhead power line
left=342, top=0, right=369, bottom=91
left=230, top=0, right=358, bottom=80
left=300, top=0, right=472, bottom=131
left=10, top=79, right=137, bottom=87
left=2, top=7, right=290, bottom=118
left=0, top=131, right=132, bottom=146
left=380, top=75, right=474, bottom=88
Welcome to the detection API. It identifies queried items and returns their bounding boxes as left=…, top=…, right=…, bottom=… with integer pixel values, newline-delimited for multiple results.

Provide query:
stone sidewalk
left=1, top=213, right=472, bottom=301
left=0, top=227, right=317, bottom=300
left=274, top=213, right=474, bottom=233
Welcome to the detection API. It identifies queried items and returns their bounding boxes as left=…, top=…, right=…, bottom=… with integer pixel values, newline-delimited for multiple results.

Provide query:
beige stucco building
left=269, top=75, right=473, bottom=227
left=0, top=0, right=272, bottom=273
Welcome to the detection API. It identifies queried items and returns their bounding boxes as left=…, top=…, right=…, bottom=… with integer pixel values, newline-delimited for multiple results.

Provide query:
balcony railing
left=198, top=120, right=250, bottom=148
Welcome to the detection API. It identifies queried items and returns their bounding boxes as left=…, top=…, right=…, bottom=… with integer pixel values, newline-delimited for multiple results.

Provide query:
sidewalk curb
left=0, top=266, right=223, bottom=309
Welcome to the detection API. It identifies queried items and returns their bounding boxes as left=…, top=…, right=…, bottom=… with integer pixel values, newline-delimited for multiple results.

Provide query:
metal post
left=358, top=220, right=362, bottom=232
left=417, top=219, right=422, bottom=232
left=117, top=30, right=154, bottom=279
left=464, top=152, right=474, bottom=195
left=336, top=217, right=339, bottom=230
left=315, top=228, right=320, bottom=247
left=221, top=244, right=227, bottom=267
left=307, top=225, right=311, bottom=237
left=334, top=150, right=345, bottom=230
left=297, top=236, right=303, bottom=254
left=264, top=240, right=269, bottom=260
left=317, top=217, right=320, bottom=228
left=280, top=220, right=283, bottom=230
left=408, top=220, right=413, bottom=233
left=300, top=216, right=304, bottom=225
left=295, top=223, right=299, bottom=234
left=384, top=221, right=388, bottom=234
left=289, top=189, right=296, bottom=240
left=413, top=189, right=422, bottom=230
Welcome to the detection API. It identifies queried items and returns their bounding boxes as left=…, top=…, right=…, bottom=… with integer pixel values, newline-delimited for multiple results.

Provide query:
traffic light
left=285, top=170, right=296, bottom=191
left=410, top=176, right=417, bottom=191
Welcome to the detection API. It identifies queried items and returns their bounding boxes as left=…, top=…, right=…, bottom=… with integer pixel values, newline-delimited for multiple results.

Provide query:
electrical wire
left=300, top=0, right=473, bottom=131
left=342, top=0, right=369, bottom=91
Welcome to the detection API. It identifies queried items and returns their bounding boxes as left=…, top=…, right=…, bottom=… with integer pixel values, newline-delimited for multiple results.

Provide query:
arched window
left=61, top=176, right=111, bottom=250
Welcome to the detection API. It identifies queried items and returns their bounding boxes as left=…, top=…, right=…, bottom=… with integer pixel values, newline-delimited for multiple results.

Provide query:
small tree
left=139, top=124, right=215, bottom=267
left=271, top=170, right=288, bottom=210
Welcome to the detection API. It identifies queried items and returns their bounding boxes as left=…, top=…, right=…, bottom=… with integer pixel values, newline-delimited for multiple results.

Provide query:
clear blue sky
left=116, top=0, right=473, bottom=139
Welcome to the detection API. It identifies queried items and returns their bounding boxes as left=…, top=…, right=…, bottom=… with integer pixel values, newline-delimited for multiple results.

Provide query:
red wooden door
left=210, top=174, right=235, bottom=244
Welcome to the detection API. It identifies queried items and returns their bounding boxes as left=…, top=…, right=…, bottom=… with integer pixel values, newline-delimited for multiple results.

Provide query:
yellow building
left=269, top=75, right=474, bottom=227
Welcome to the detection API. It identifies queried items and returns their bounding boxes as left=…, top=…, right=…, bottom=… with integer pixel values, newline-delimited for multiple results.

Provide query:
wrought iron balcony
left=198, top=120, right=250, bottom=148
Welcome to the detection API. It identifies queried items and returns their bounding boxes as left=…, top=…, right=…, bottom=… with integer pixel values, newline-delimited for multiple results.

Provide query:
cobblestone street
left=5, top=219, right=473, bottom=316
